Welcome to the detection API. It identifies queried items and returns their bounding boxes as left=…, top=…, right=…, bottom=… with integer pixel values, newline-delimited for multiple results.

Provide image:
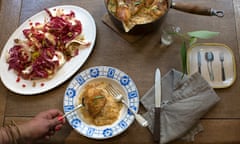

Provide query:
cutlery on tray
left=105, top=84, right=149, bottom=127
left=219, top=52, right=226, bottom=81
left=205, top=51, right=214, bottom=81
left=153, top=68, right=161, bottom=143
left=197, top=51, right=202, bottom=74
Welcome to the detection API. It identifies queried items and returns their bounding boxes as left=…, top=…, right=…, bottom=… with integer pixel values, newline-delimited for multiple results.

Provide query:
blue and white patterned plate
left=63, top=66, right=139, bottom=139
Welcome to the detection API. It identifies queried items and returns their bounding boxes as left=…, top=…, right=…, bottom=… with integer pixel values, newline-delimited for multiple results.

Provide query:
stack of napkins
left=141, top=69, right=220, bottom=143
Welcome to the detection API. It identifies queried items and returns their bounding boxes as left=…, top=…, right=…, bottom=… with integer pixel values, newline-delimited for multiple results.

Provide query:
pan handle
left=171, top=1, right=224, bottom=17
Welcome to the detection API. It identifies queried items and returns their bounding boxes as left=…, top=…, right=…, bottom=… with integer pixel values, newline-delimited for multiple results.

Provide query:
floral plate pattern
left=63, top=66, right=139, bottom=139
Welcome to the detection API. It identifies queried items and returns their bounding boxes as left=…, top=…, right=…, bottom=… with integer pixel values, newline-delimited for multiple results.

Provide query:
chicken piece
left=83, top=87, right=107, bottom=118
left=145, top=0, right=154, bottom=7
left=116, top=0, right=131, bottom=22
left=148, top=0, right=168, bottom=19
left=125, top=0, right=144, bottom=16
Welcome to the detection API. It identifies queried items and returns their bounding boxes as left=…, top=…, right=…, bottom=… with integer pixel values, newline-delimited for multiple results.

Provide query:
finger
left=48, top=117, right=64, bottom=128
left=47, top=109, right=64, bottom=119
left=57, top=116, right=66, bottom=124
left=48, top=130, right=55, bottom=136
left=55, top=124, right=63, bottom=131
left=44, top=135, right=51, bottom=140
left=46, top=127, right=55, bottom=138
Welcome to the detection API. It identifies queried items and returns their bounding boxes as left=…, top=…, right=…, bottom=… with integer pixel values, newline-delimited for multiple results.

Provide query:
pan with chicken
left=105, top=0, right=224, bottom=33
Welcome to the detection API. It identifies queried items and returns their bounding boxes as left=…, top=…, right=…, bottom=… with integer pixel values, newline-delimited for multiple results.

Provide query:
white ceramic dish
left=63, top=66, right=139, bottom=139
left=0, top=5, right=96, bottom=95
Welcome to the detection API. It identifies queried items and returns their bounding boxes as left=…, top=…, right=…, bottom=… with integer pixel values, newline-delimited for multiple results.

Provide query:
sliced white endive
left=54, top=51, right=66, bottom=67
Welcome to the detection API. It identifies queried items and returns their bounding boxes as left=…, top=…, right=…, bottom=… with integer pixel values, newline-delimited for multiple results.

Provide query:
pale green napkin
left=141, top=69, right=220, bottom=144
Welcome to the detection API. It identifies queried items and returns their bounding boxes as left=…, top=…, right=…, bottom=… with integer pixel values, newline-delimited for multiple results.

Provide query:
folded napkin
left=141, top=69, right=220, bottom=144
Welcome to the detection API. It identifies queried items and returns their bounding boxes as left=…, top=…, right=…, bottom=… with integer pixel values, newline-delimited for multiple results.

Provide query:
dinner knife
left=197, top=51, right=201, bottom=74
left=153, top=68, right=161, bottom=142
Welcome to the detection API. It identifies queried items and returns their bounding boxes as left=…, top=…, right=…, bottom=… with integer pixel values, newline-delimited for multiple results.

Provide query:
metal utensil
left=205, top=52, right=214, bottom=81
left=219, top=52, right=226, bottom=81
left=153, top=68, right=161, bottom=142
left=197, top=51, right=201, bottom=74
left=59, top=98, right=85, bottom=121
left=105, top=84, right=148, bottom=127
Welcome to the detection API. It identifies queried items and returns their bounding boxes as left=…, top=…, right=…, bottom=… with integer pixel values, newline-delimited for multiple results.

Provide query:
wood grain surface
left=0, top=0, right=240, bottom=143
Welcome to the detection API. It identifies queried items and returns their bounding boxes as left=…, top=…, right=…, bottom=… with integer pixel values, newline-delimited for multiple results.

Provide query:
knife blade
left=153, top=68, right=161, bottom=142
left=197, top=51, right=201, bottom=74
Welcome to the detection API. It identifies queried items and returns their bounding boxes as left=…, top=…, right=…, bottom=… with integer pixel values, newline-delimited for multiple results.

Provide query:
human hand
left=18, top=109, right=65, bottom=142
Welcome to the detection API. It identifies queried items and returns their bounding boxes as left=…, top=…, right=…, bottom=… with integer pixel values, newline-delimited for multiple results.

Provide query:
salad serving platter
left=0, top=5, right=96, bottom=95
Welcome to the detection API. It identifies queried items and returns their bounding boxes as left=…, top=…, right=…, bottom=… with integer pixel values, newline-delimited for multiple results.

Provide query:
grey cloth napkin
left=141, top=69, right=220, bottom=144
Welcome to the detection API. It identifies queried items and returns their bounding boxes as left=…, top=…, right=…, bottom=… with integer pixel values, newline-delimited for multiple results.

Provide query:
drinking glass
left=160, top=24, right=181, bottom=46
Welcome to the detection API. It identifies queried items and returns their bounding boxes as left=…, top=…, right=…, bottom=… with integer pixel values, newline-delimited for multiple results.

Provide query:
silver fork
left=219, top=52, right=226, bottom=81
left=105, top=84, right=149, bottom=127
left=58, top=98, right=85, bottom=121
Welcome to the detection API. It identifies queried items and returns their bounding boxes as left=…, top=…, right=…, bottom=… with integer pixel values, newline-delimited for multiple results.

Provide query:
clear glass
left=160, top=24, right=181, bottom=46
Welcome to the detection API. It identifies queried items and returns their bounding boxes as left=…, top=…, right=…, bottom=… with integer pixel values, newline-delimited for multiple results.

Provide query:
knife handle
left=221, top=65, right=225, bottom=81
left=153, top=107, right=161, bottom=142
left=135, top=113, right=149, bottom=127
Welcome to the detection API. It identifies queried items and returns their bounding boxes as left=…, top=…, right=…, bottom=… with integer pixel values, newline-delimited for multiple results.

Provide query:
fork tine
left=105, top=84, right=120, bottom=96
left=105, top=84, right=114, bottom=95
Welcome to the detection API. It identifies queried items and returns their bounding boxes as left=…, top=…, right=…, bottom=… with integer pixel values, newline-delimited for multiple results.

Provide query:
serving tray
left=187, top=43, right=236, bottom=88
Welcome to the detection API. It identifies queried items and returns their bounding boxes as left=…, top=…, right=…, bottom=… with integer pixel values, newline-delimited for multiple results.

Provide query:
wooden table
left=0, top=0, right=240, bottom=143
